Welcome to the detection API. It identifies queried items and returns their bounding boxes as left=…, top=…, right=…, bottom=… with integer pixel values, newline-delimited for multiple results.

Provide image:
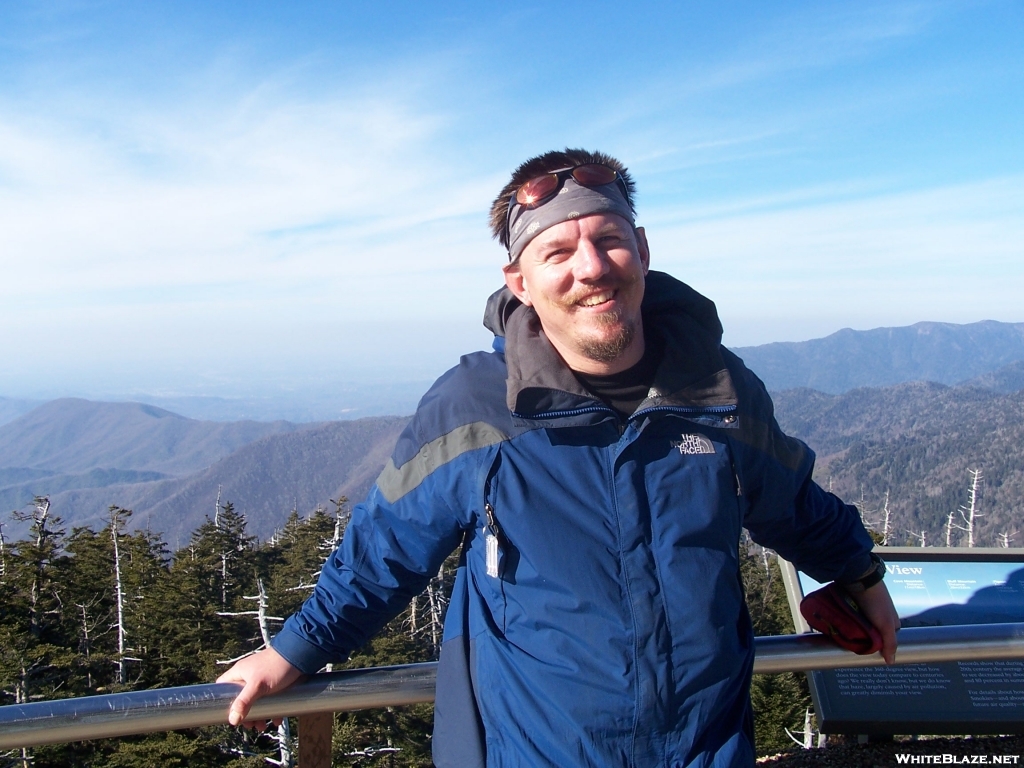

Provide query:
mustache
left=558, top=273, right=641, bottom=309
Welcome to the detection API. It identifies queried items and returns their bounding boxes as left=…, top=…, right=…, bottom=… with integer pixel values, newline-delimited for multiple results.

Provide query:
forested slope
left=734, top=320, right=1024, bottom=393
left=0, top=496, right=807, bottom=766
left=0, top=402, right=408, bottom=541
left=0, top=398, right=305, bottom=475
left=773, top=382, right=1024, bottom=546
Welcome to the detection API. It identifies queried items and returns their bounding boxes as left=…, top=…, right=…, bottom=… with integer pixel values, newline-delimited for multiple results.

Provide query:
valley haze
left=2, top=319, right=1023, bottom=548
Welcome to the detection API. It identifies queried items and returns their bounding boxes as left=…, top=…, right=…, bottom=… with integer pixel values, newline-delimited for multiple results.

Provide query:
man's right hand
left=216, top=646, right=305, bottom=727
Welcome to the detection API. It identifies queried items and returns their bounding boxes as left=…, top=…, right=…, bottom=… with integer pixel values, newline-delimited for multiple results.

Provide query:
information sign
left=779, top=547, right=1024, bottom=735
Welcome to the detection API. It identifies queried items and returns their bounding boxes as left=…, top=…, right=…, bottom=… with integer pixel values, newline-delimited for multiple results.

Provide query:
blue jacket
left=274, top=271, right=874, bottom=767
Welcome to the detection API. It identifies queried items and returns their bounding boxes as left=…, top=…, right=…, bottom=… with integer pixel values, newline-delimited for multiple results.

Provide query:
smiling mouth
left=576, top=290, right=616, bottom=308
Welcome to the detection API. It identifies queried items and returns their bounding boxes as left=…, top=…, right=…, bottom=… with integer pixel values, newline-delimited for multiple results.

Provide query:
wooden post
left=298, top=712, right=333, bottom=768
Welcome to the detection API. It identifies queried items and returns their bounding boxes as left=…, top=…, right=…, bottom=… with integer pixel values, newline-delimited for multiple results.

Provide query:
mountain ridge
left=10, top=416, right=410, bottom=543
left=0, top=398, right=309, bottom=476
left=773, top=382, right=1024, bottom=547
left=733, top=319, right=1024, bottom=394
left=4, top=318, right=1023, bottom=545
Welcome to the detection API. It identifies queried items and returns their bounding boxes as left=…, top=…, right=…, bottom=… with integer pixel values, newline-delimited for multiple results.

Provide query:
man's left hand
left=848, top=581, right=900, bottom=664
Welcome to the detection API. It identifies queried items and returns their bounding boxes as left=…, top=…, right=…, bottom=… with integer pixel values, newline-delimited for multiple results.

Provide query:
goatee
left=576, top=312, right=638, bottom=363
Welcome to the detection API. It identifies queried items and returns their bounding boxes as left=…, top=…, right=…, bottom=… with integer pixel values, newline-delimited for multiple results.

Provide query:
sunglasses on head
left=512, top=163, right=624, bottom=209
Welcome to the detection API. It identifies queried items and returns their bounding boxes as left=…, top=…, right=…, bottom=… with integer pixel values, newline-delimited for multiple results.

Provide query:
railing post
left=298, top=711, right=333, bottom=768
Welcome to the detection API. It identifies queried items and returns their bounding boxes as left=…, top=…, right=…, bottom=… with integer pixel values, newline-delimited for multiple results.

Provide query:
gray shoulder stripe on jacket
left=377, top=421, right=508, bottom=504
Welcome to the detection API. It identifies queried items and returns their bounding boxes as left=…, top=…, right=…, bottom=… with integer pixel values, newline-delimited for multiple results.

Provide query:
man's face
left=503, top=213, right=650, bottom=375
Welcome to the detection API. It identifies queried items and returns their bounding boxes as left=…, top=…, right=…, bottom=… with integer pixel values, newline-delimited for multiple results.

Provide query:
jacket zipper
left=632, top=403, right=737, bottom=418
left=511, top=404, right=617, bottom=420
left=630, top=403, right=738, bottom=426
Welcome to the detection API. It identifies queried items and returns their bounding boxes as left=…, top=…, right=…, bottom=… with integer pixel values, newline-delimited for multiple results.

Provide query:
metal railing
left=2, top=623, right=1023, bottom=760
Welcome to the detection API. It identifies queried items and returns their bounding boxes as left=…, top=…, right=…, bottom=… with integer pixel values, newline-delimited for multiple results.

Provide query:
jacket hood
left=483, top=284, right=521, bottom=341
left=482, top=271, right=736, bottom=417
left=640, top=270, right=723, bottom=343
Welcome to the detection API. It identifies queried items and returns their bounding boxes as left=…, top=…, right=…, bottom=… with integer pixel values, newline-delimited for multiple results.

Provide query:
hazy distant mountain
left=39, top=416, right=410, bottom=544
left=773, top=382, right=1024, bottom=547
left=127, top=380, right=433, bottom=422
left=0, top=398, right=306, bottom=476
left=0, top=399, right=312, bottom=527
left=734, top=320, right=1024, bottom=394
left=0, top=396, right=41, bottom=427
left=960, top=359, right=1024, bottom=394
left=5, top=318, right=1024, bottom=547
left=0, top=468, right=171, bottom=517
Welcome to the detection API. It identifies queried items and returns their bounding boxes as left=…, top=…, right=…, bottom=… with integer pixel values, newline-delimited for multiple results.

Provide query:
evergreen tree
left=191, top=501, right=258, bottom=612
left=740, top=543, right=814, bottom=757
left=61, top=509, right=170, bottom=694
left=265, top=504, right=339, bottom=620
left=0, top=498, right=75, bottom=707
left=0, top=498, right=77, bottom=768
left=150, top=500, right=261, bottom=685
left=0, top=500, right=839, bottom=765
left=332, top=629, right=436, bottom=767
left=61, top=525, right=117, bottom=694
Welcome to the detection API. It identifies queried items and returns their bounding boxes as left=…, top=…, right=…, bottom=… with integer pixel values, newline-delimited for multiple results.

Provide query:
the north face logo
left=671, top=434, right=715, bottom=455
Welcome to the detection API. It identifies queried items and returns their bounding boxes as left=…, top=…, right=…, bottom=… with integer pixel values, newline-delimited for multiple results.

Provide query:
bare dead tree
left=217, top=577, right=292, bottom=766
left=328, top=497, right=349, bottom=551
left=215, top=492, right=231, bottom=609
left=958, top=469, right=984, bottom=548
left=217, top=578, right=285, bottom=662
left=785, top=708, right=819, bottom=750
left=997, top=531, right=1017, bottom=548
left=403, top=559, right=451, bottom=659
left=408, top=595, right=419, bottom=637
left=6, top=494, right=70, bottom=764
left=75, top=597, right=107, bottom=690
left=0, top=520, right=7, bottom=583
left=424, top=561, right=452, bottom=658
left=855, top=487, right=872, bottom=529
left=945, top=509, right=958, bottom=547
left=28, top=497, right=51, bottom=638
left=345, top=745, right=401, bottom=760
left=109, top=507, right=130, bottom=685
left=11, top=497, right=58, bottom=639
left=880, top=490, right=893, bottom=546
left=426, top=574, right=444, bottom=657
left=853, top=488, right=890, bottom=542
left=906, top=530, right=927, bottom=547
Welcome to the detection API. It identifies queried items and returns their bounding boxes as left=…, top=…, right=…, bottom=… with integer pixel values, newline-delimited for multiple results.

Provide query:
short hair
left=488, top=148, right=637, bottom=250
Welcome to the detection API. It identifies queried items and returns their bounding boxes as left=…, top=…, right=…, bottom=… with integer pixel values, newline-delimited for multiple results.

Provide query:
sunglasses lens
left=516, top=174, right=560, bottom=207
left=572, top=164, right=618, bottom=187
left=513, top=164, right=619, bottom=209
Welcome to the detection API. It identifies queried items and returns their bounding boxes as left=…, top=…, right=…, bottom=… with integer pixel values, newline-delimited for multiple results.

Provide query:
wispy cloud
left=650, top=176, right=1024, bottom=344
left=0, top=0, right=1019, bottom=397
left=0, top=64, right=499, bottom=302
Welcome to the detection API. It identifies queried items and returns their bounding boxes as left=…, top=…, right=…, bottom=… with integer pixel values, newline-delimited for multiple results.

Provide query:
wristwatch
left=842, top=553, right=886, bottom=594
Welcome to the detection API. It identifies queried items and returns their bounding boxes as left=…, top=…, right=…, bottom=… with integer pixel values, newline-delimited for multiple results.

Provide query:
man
left=219, top=148, right=899, bottom=767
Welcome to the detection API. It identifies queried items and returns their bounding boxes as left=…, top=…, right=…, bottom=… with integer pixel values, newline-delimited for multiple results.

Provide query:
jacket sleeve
left=271, top=479, right=467, bottom=674
left=271, top=354, right=507, bottom=674
left=724, top=351, right=875, bottom=585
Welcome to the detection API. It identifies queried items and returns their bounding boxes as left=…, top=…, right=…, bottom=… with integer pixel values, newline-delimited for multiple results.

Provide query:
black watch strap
left=843, top=553, right=885, bottom=593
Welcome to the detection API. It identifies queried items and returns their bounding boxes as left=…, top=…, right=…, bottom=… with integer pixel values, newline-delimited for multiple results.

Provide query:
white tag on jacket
left=486, top=533, right=500, bottom=578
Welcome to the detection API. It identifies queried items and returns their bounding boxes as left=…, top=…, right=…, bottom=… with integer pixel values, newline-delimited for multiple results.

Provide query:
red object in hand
left=800, top=583, right=883, bottom=655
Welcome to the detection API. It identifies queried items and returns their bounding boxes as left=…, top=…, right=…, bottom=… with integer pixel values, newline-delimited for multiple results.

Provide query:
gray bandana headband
left=507, top=177, right=635, bottom=262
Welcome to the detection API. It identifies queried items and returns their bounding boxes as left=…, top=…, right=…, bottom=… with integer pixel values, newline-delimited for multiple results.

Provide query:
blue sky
left=1, top=0, right=1021, bottom=405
